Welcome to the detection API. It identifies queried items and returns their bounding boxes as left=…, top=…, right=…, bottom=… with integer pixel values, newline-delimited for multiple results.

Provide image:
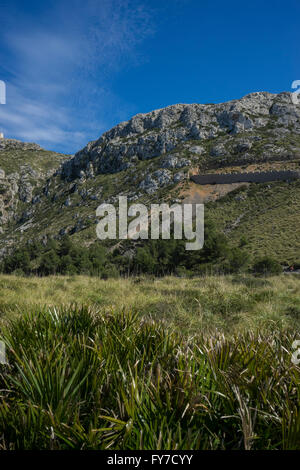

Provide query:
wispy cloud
left=0, top=0, right=155, bottom=153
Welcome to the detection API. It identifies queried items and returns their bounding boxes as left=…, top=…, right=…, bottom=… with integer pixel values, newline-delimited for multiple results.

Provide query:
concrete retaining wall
left=190, top=170, right=300, bottom=185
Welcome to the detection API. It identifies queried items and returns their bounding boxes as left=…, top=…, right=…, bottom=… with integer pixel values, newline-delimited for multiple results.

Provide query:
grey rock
left=188, top=145, right=204, bottom=155
left=62, top=92, right=300, bottom=180
left=64, top=197, right=71, bottom=207
left=139, top=175, right=159, bottom=194
left=152, top=169, right=172, bottom=186
left=160, top=154, right=191, bottom=169
left=20, top=210, right=33, bottom=222
left=0, top=139, right=43, bottom=152
left=19, top=182, right=33, bottom=203
left=32, top=195, right=41, bottom=204
left=210, top=144, right=226, bottom=157
left=173, top=172, right=186, bottom=183
left=160, top=155, right=179, bottom=169
left=139, top=169, right=172, bottom=194
left=234, top=140, right=253, bottom=153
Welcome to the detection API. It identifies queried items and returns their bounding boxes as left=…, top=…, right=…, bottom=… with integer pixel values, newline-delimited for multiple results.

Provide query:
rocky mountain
left=1, top=91, right=300, bottom=262
left=61, top=91, right=300, bottom=182
left=0, top=139, right=71, bottom=253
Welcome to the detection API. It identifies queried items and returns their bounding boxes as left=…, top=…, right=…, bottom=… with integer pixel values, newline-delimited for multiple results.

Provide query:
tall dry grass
left=0, top=274, right=299, bottom=335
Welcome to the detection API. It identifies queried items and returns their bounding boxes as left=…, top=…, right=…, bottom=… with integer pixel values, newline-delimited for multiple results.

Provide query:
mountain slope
left=1, top=91, right=300, bottom=263
left=0, top=139, right=71, bottom=255
left=61, top=91, right=300, bottom=179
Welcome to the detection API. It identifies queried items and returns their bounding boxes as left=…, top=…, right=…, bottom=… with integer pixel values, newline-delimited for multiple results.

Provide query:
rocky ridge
left=1, top=91, right=300, bottom=260
left=61, top=91, right=300, bottom=183
left=0, top=139, right=70, bottom=228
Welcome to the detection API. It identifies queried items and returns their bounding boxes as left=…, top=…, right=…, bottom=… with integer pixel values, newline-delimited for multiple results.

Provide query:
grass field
left=0, top=274, right=299, bottom=450
left=1, top=274, right=300, bottom=334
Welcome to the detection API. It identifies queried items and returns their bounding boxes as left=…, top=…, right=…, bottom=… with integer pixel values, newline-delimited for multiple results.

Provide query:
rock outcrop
left=61, top=92, right=300, bottom=180
left=1, top=91, right=300, bottom=258
left=0, top=138, right=69, bottom=227
left=0, top=139, right=43, bottom=152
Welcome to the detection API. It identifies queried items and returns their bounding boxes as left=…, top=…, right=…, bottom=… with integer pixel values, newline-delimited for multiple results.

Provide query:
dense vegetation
left=0, top=218, right=284, bottom=277
left=1, top=274, right=300, bottom=335
left=207, top=179, right=300, bottom=264
left=0, top=306, right=299, bottom=450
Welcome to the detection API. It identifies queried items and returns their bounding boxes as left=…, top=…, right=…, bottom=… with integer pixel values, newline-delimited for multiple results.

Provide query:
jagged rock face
left=160, top=154, right=191, bottom=169
left=139, top=169, right=174, bottom=194
left=61, top=92, right=300, bottom=180
left=1, top=91, right=300, bottom=254
left=0, top=139, right=69, bottom=226
left=0, top=139, right=43, bottom=152
left=0, top=169, right=20, bottom=225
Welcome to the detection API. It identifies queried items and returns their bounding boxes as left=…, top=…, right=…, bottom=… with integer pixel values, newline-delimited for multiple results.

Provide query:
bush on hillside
left=252, top=256, right=282, bottom=275
left=221, top=247, right=251, bottom=274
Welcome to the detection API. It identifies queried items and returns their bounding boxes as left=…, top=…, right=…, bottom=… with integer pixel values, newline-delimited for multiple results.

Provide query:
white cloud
left=0, top=0, right=154, bottom=153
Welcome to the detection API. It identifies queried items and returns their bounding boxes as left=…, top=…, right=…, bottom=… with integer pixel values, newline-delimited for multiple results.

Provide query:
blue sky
left=0, top=0, right=299, bottom=154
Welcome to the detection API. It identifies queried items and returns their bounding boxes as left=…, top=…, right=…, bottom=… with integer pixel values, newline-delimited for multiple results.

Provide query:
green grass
left=0, top=275, right=299, bottom=450
left=0, top=304, right=299, bottom=450
left=0, top=148, right=69, bottom=175
left=207, top=180, right=300, bottom=263
left=1, top=274, right=300, bottom=335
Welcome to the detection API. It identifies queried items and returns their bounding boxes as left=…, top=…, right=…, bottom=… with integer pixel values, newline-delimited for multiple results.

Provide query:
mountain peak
left=61, top=91, right=300, bottom=180
left=0, top=138, right=44, bottom=152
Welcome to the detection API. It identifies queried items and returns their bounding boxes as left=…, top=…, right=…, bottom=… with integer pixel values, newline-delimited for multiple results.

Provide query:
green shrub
left=0, top=306, right=299, bottom=450
left=252, top=256, right=282, bottom=275
left=222, top=247, right=250, bottom=273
